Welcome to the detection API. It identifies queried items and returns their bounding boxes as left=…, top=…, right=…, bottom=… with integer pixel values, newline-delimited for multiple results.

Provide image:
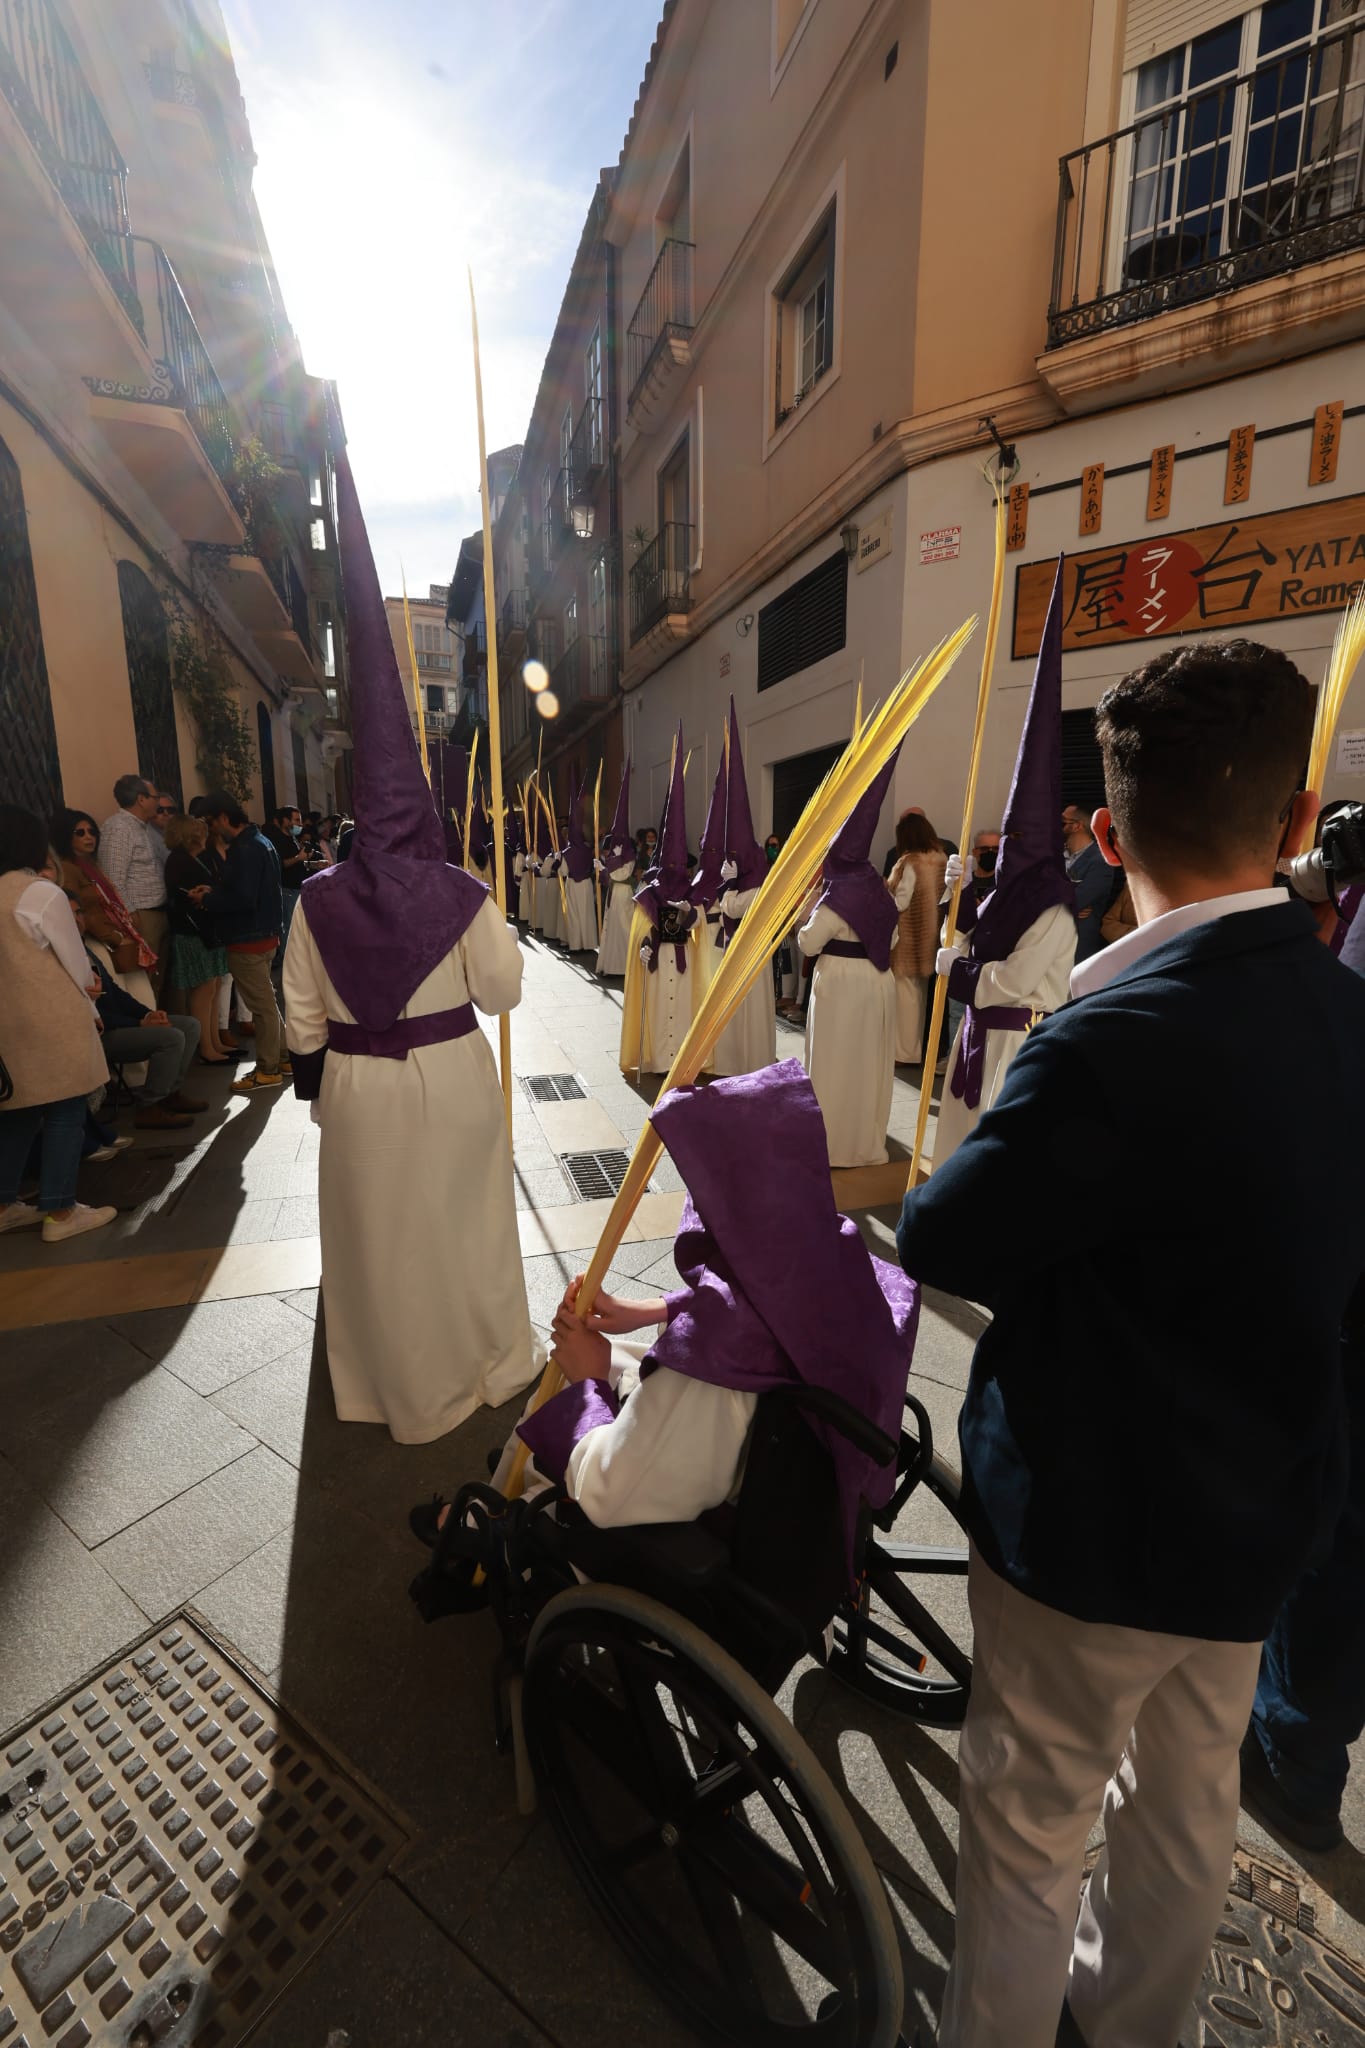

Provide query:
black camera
left=1322, top=801, right=1365, bottom=907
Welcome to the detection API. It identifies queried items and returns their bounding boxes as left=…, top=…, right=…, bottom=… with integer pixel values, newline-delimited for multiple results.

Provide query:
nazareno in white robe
left=596, top=861, right=636, bottom=976
left=621, top=921, right=694, bottom=1074
left=561, top=874, right=598, bottom=953
left=797, top=903, right=897, bottom=1168
left=708, top=887, right=777, bottom=1078
left=492, top=1333, right=756, bottom=1526
left=283, top=895, right=538, bottom=1444
left=514, top=853, right=531, bottom=922
left=932, top=900, right=1077, bottom=1169
left=540, top=861, right=563, bottom=943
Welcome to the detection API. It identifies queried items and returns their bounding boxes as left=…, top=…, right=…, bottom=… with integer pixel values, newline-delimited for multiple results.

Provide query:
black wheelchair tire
left=523, top=1582, right=905, bottom=2048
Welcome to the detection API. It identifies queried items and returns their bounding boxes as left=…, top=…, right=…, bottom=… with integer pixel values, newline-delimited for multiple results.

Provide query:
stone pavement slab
left=92, top=1441, right=298, bottom=1615
left=111, top=1290, right=316, bottom=1395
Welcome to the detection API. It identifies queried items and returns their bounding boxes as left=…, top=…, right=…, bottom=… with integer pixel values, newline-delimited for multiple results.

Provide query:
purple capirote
left=560, top=767, right=594, bottom=883
left=301, top=457, right=486, bottom=1033
left=601, top=758, right=633, bottom=865
left=516, top=1059, right=919, bottom=1581
left=964, top=554, right=1075, bottom=973
left=814, top=745, right=902, bottom=971
left=690, top=749, right=728, bottom=909
left=724, top=698, right=767, bottom=893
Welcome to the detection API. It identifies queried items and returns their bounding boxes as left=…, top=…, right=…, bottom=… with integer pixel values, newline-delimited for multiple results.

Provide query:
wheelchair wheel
left=522, top=1583, right=904, bottom=2048
left=830, top=1450, right=972, bottom=1726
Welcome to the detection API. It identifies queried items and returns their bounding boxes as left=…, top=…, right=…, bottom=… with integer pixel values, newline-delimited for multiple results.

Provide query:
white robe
left=933, top=901, right=1077, bottom=1168
left=797, top=904, right=897, bottom=1168
left=620, top=920, right=695, bottom=1074
left=283, top=896, right=537, bottom=1444
left=515, top=854, right=531, bottom=923
left=710, top=887, right=778, bottom=1078
left=596, top=862, right=636, bottom=976
left=493, top=1336, right=756, bottom=1527
left=540, top=862, right=562, bottom=943
left=561, top=873, right=598, bottom=952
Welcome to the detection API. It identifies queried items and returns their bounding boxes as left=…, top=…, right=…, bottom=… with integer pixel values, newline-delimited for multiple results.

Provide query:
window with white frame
left=564, top=594, right=578, bottom=650
left=588, top=552, right=609, bottom=684
left=413, top=619, right=453, bottom=670
left=585, top=326, right=603, bottom=462
left=560, top=407, right=573, bottom=515
left=772, top=203, right=836, bottom=426
left=1120, top=1, right=1364, bottom=282
left=541, top=467, right=553, bottom=570
left=318, top=600, right=336, bottom=679
left=309, top=517, right=326, bottom=552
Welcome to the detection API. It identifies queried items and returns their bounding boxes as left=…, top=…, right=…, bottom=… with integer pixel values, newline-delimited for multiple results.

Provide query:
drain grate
left=0, top=1615, right=406, bottom=2048
left=561, top=1149, right=633, bottom=1201
left=524, top=1074, right=586, bottom=1103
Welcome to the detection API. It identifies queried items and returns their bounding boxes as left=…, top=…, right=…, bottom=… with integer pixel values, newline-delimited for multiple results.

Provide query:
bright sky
left=220, top=0, right=660, bottom=597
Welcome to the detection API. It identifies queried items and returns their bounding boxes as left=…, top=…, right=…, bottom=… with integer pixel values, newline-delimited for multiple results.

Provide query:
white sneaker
left=88, top=1137, right=135, bottom=1163
left=0, top=1201, right=42, bottom=1234
left=41, top=1203, right=118, bottom=1244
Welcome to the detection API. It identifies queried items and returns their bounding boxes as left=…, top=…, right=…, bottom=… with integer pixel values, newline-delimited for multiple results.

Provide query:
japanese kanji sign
left=1006, top=481, right=1029, bottom=553
left=1225, top=425, right=1255, bottom=506
left=1147, top=445, right=1175, bottom=522
left=1080, top=464, right=1104, bottom=536
left=1011, top=493, right=1365, bottom=660
left=1310, top=402, right=1344, bottom=487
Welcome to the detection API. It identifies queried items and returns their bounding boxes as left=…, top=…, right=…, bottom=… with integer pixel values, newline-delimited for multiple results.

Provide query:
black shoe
left=485, top=1447, right=501, bottom=1477
left=1239, top=1729, right=1344, bottom=1853
left=408, top=1495, right=448, bottom=1548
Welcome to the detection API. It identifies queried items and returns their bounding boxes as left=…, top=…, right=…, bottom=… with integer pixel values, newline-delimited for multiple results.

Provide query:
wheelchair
left=412, top=1376, right=972, bottom=2048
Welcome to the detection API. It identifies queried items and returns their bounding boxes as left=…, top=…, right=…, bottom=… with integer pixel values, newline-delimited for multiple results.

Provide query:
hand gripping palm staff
left=501, top=619, right=977, bottom=1498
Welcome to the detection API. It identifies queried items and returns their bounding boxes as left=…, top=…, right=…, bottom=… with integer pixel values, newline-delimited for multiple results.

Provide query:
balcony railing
left=568, top=395, right=605, bottom=500
left=0, top=0, right=141, bottom=329
left=630, top=523, right=694, bottom=642
left=127, top=237, right=236, bottom=484
left=499, top=589, right=530, bottom=646
left=463, top=620, right=487, bottom=679
left=550, top=632, right=610, bottom=712
left=627, top=238, right=694, bottom=404
left=1048, top=15, right=1365, bottom=349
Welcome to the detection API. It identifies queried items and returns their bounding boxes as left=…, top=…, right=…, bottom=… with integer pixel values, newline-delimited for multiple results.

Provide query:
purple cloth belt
left=327, top=1004, right=477, bottom=1061
left=950, top=1003, right=1042, bottom=1110
left=822, top=939, right=870, bottom=961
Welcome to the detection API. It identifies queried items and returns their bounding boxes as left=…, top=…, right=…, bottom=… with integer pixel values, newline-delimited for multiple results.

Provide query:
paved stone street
left=2, top=930, right=1364, bottom=2045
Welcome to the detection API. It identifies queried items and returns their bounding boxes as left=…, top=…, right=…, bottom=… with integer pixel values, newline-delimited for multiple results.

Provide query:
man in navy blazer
left=897, top=638, right=1365, bottom=2048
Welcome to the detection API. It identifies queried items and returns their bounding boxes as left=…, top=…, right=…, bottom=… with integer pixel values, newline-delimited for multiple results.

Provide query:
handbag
left=112, top=938, right=140, bottom=973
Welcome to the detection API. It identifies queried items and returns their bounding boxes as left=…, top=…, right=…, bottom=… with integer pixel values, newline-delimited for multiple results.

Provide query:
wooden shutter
left=757, top=550, right=849, bottom=693
left=1124, top=0, right=1247, bottom=70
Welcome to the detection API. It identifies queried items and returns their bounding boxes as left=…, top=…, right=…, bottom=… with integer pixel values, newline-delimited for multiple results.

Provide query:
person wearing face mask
left=264, top=804, right=309, bottom=944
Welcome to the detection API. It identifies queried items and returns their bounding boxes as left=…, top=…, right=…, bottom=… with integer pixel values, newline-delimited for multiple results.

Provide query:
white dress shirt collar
left=1069, top=887, right=1286, bottom=999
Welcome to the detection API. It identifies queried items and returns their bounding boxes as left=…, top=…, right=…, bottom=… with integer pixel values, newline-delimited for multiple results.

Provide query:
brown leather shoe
left=134, top=1104, right=194, bottom=1129
left=162, top=1092, right=208, bottom=1114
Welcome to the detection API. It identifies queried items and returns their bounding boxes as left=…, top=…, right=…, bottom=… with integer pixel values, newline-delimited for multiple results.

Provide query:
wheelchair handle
left=765, top=1382, right=899, bottom=1468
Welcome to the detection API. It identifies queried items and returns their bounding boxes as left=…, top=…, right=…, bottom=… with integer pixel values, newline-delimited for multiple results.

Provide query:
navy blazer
left=897, top=898, right=1365, bottom=1641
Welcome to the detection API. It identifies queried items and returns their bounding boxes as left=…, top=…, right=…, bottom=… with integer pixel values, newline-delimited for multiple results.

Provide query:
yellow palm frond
left=1308, top=586, right=1365, bottom=803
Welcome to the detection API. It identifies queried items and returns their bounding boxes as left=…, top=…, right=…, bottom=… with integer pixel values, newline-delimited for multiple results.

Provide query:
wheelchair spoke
left=676, top=1840, right=767, bottom=2004
left=875, top=1538, right=968, bottom=1575
left=686, top=1815, right=845, bottom=1983
left=868, top=1561, right=973, bottom=1685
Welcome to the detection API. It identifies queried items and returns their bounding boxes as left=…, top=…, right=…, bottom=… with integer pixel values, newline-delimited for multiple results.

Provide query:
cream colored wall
left=908, top=0, right=1093, bottom=416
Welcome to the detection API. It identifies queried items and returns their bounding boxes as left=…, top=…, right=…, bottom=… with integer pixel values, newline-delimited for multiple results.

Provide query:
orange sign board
left=1012, top=494, right=1365, bottom=660
left=1310, top=401, right=1345, bottom=487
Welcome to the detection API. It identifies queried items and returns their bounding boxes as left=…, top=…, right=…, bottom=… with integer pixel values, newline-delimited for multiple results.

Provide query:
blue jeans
left=0, top=1095, right=88, bottom=1210
left=1251, top=1318, right=1365, bottom=1815
left=281, top=889, right=299, bottom=946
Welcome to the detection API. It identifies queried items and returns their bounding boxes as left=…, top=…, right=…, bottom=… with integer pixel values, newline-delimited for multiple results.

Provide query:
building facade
left=599, top=0, right=1365, bottom=854
left=0, top=0, right=349, bottom=829
left=386, top=583, right=458, bottom=762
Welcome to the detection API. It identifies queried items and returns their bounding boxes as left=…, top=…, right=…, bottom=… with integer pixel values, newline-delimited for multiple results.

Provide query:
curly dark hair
left=1096, top=639, right=1315, bottom=875
left=51, top=807, right=100, bottom=860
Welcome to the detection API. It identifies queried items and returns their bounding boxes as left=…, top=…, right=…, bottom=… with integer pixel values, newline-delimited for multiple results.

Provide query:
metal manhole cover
left=0, top=1615, right=407, bottom=2047
left=1176, top=1849, right=1365, bottom=2043
left=561, top=1150, right=633, bottom=1201
left=523, top=1074, right=586, bottom=1103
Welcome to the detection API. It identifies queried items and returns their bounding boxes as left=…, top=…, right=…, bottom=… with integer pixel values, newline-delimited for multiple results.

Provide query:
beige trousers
left=227, top=946, right=283, bottom=1072
left=939, top=1551, right=1260, bottom=2048
left=134, top=906, right=169, bottom=1001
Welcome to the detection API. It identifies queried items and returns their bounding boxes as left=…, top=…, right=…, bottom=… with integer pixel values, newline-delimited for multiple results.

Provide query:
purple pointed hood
left=724, top=699, right=766, bottom=892
left=561, top=766, right=593, bottom=882
left=640, top=724, right=690, bottom=903
left=301, top=456, right=486, bottom=1030
left=602, top=758, right=633, bottom=864
left=690, top=748, right=728, bottom=909
left=970, top=556, right=1075, bottom=964
left=815, top=744, right=902, bottom=972
left=650, top=1060, right=917, bottom=1579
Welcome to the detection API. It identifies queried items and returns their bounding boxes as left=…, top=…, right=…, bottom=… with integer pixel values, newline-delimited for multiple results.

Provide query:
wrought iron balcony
left=550, top=631, right=611, bottom=713
left=85, top=237, right=237, bottom=486
left=568, top=396, right=605, bottom=501
left=627, top=239, right=694, bottom=416
left=1048, top=15, right=1365, bottom=349
left=0, top=0, right=141, bottom=330
left=630, top=523, right=694, bottom=643
left=499, top=588, right=530, bottom=649
left=463, top=619, right=487, bottom=680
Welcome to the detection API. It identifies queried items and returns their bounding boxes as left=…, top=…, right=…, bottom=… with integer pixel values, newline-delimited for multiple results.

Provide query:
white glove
left=720, top=858, right=738, bottom=883
left=935, top=946, right=958, bottom=979
left=667, top=898, right=692, bottom=913
left=944, top=852, right=973, bottom=890
left=593, top=858, right=604, bottom=873
left=639, top=942, right=652, bottom=965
